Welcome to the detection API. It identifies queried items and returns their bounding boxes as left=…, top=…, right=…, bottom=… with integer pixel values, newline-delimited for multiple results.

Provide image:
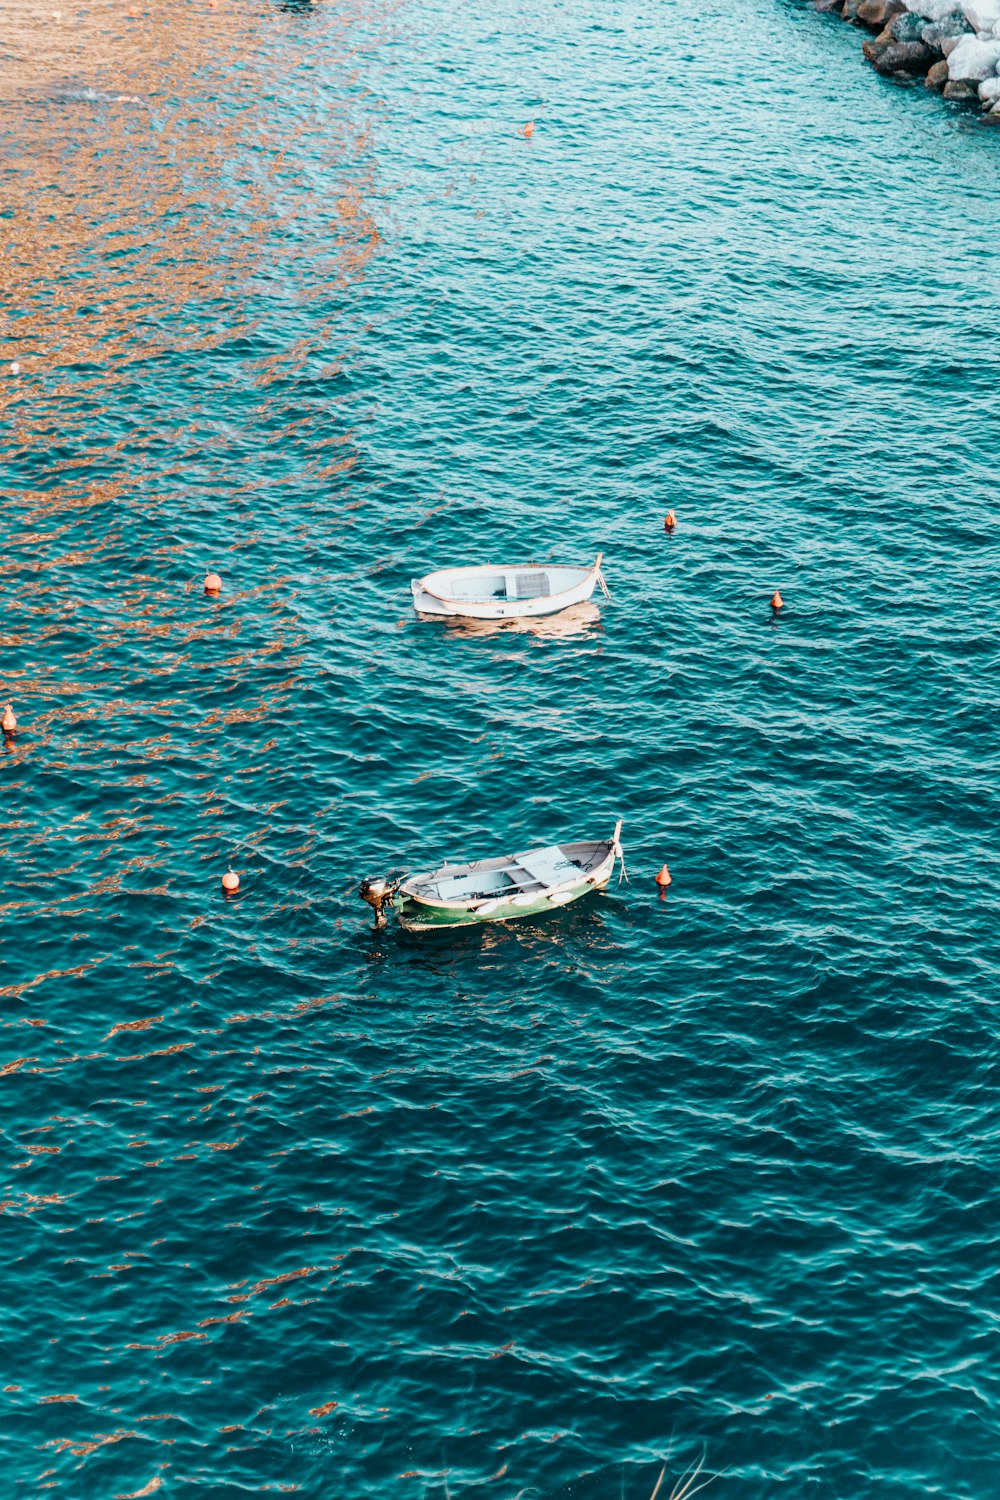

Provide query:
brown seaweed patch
left=48, top=1428, right=138, bottom=1456
left=106, top=1016, right=163, bottom=1039
left=116, top=1043, right=193, bottom=1062
left=1, top=959, right=102, bottom=999
left=21, top=1191, right=71, bottom=1211
left=127, top=1328, right=208, bottom=1350
left=291, top=994, right=344, bottom=1015
left=248, top=1265, right=323, bottom=1298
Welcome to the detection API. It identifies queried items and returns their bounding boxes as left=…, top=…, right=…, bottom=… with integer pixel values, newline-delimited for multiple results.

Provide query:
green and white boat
left=360, top=820, right=625, bottom=931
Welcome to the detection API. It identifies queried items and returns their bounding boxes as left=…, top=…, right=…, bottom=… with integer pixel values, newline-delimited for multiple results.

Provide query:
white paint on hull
left=412, top=555, right=606, bottom=620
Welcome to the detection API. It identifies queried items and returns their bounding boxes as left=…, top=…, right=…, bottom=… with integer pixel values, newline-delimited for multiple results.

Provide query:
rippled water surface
left=3, top=0, right=1000, bottom=1494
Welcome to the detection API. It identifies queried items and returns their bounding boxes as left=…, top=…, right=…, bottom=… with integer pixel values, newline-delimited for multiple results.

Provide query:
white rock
left=963, top=1, right=1000, bottom=30
left=947, top=32, right=1000, bottom=73
left=907, top=0, right=963, bottom=16
left=979, top=73, right=1000, bottom=95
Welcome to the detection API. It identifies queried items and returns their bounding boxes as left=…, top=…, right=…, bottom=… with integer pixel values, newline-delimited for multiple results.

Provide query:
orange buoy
left=655, top=864, right=671, bottom=888
left=521, top=121, right=535, bottom=138
left=2, top=704, right=16, bottom=735
left=222, top=869, right=240, bottom=893
left=664, top=510, right=676, bottom=531
left=770, top=590, right=784, bottom=610
left=204, top=572, right=222, bottom=595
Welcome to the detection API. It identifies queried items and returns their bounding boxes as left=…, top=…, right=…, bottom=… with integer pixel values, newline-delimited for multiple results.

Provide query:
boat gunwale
left=399, top=840, right=614, bottom=912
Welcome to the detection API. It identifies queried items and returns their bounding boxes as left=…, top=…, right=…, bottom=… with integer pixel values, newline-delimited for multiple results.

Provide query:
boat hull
left=395, top=874, right=609, bottom=930
left=411, top=557, right=605, bottom=621
left=412, top=575, right=598, bottom=620
left=393, top=848, right=616, bottom=931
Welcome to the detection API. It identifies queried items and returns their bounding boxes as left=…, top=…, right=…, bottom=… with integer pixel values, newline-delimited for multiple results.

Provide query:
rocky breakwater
left=815, top=0, right=1000, bottom=119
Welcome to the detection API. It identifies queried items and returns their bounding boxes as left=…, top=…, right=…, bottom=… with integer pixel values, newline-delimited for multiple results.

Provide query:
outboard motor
left=359, top=876, right=401, bottom=929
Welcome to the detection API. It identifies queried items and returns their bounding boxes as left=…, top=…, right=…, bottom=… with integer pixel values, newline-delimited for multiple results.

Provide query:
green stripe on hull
left=395, top=877, right=604, bottom=931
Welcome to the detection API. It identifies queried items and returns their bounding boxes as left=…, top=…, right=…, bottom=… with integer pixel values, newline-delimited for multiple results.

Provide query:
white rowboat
left=411, top=553, right=609, bottom=621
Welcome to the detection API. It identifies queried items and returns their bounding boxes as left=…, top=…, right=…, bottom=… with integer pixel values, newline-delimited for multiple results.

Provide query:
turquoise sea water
left=3, top=0, right=1000, bottom=1494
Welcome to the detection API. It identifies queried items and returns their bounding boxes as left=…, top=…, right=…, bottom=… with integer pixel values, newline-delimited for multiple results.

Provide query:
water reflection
left=0, top=0, right=385, bottom=436
left=0, top=0, right=398, bottom=1036
left=424, top=601, right=604, bottom=642
left=393, top=895, right=622, bottom=953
